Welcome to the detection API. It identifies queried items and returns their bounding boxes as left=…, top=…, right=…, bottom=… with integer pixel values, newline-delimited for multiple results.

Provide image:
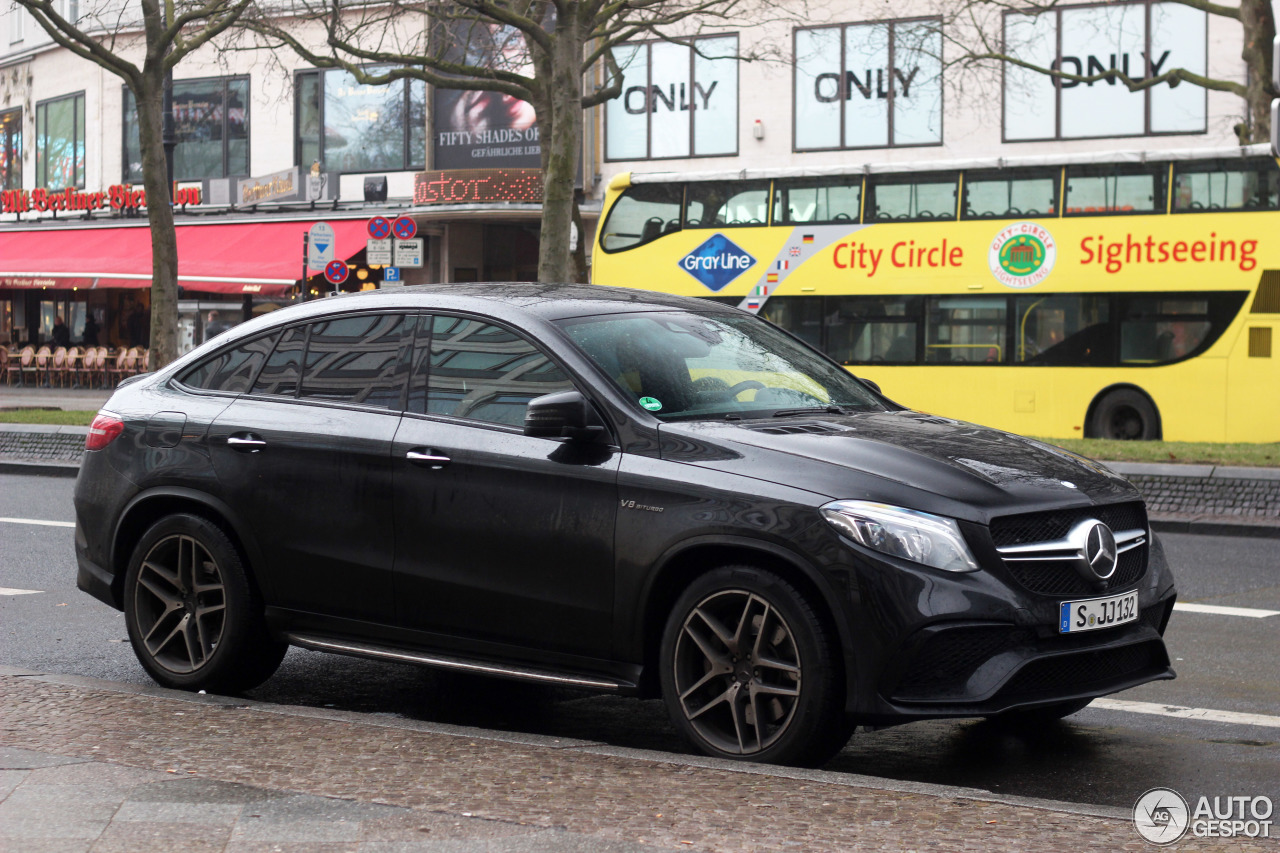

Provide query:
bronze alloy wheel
left=671, top=587, right=804, bottom=756
left=132, top=532, right=227, bottom=675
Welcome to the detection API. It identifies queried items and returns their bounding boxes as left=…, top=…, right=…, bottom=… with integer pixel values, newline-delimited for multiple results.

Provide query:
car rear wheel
left=659, top=565, right=851, bottom=767
left=124, top=514, right=286, bottom=693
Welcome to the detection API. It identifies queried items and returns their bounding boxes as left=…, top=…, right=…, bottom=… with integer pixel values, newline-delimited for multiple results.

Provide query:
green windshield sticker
left=639, top=396, right=663, bottom=412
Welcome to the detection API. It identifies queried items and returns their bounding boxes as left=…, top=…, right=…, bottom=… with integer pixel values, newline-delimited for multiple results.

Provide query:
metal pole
left=302, top=233, right=310, bottom=301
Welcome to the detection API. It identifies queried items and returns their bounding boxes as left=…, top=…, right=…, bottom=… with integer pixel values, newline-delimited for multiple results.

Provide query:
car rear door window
left=178, top=332, right=278, bottom=393
left=297, top=313, right=409, bottom=408
left=424, top=315, right=574, bottom=426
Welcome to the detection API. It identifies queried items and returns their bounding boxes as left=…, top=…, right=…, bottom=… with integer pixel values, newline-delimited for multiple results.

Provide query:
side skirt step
left=284, top=632, right=634, bottom=692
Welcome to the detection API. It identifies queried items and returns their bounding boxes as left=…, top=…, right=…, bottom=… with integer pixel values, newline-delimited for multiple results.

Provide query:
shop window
left=123, top=77, right=249, bottom=182
left=295, top=68, right=426, bottom=173
left=35, top=92, right=85, bottom=189
left=425, top=316, right=574, bottom=426
left=0, top=107, right=20, bottom=191
left=605, top=35, right=739, bottom=161
left=795, top=18, right=942, bottom=150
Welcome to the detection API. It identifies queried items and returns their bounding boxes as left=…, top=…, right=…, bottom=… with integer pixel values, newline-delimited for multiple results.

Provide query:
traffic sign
left=307, top=222, right=336, bottom=270
left=394, top=238, right=424, bottom=268
left=366, top=238, right=393, bottom=265
left=368, top=216, right=392, bottom=240
left=392, top=216, right=417, bottom=240
left=324, top=260, right=349, bottom=285
left=383, top=267, right=402, bottom=285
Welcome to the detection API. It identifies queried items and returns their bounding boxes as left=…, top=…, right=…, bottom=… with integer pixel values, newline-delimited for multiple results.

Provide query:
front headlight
left=820, top=500, right=979, bottom=573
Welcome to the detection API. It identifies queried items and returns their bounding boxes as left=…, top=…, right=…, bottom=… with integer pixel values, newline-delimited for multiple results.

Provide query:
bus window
left=773, top=178, right=862, bottom=224
left=759, top=296, right=823, bottom=351
left=1065, top=164, right=1165, bottom=215
left=826, top=296, right=921, bottom=364
left=866, top=173, right=958, bottom=222
left=1173, top=158, right=1280, bottom=212
left=599, top=183, right=684, bottom=252
left=685, top=181, right=771, bottom=227
left=926, top=296, right=1006, bottom=363
left=962, top=169, right=1059, bottom=219
left=1121, top=297, right=1213, bottom=363
left=1015, top=294, right=1112, bottom=365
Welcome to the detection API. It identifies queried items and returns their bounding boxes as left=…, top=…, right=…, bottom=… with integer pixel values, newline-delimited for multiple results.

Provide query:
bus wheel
left=1090, top=389, right=1160, bottom=440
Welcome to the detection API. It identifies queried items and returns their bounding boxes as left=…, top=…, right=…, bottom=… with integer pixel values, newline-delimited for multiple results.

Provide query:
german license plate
left=1059, top=590, right=1139, bottom=633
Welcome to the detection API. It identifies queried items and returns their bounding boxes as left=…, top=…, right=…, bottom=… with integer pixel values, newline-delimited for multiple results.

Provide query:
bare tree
left=939, top=0, right=1275, bottom=144
left=244, top=0, right=800, bottom=283
left=15, top=0, right=256, bottom=367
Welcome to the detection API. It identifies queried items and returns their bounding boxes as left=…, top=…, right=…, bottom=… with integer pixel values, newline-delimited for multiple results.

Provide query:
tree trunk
left=134, top=73, right=180, bottom=369
left=536, top=18, right=583, bottom=283
left=1237, top=0, right=1276, bottom=144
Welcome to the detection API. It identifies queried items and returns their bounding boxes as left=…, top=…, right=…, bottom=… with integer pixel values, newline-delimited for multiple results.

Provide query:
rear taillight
left=85, top=413, right=125, bottom=451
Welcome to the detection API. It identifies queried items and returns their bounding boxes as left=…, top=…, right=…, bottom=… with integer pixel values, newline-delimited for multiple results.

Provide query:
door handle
left=227, top=434, right=266, bottom=452
left=406, top=449, right=450, bottom=469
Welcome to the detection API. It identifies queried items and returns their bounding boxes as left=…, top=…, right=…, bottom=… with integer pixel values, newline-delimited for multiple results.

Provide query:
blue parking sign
left=384, top=267, right=401, bottom=281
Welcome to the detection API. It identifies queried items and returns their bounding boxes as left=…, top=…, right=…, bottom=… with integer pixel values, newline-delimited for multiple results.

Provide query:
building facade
left=0, top=0, right=1253, bottom=352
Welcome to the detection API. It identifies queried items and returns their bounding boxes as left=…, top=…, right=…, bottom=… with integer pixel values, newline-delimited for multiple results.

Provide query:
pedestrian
left=82, top=314, right=99, bottom=347
left=51, top=316, right=71, bottom=348
left=204, top=310, right=229, bottom=340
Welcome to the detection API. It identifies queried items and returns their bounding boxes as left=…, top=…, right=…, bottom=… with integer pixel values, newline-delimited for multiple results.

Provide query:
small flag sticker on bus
left=767, top=273, right=779, bottom=283
left=776, top=260, right=789, bottom=270
left=789, top=247, right=801, bottom=257
left=747, top=299, right=760, bottom=310
left=754, top=285, right=770, bottom=296
left=802, top=234, right=814, bottom=243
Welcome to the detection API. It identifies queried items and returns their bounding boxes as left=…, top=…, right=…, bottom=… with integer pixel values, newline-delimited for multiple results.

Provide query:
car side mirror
left=524, top=390, right=607, bottom=441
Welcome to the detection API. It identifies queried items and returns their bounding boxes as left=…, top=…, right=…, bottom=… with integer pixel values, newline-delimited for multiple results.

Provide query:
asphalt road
left=2, top=472, right=1277, bottom=814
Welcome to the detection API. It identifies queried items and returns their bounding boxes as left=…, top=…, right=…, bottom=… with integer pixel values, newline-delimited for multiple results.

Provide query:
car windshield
left=556, top=310, right=886, bottom=421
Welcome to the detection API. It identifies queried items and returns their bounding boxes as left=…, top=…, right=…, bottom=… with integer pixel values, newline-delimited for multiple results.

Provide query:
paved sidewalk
left=2, top=667, right=1264, bottom=853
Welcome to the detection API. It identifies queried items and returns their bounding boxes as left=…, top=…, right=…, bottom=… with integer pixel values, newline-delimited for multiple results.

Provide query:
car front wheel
left=659, top=565, right=851, bottom=767
left=124, top=513, right=286, bottom=693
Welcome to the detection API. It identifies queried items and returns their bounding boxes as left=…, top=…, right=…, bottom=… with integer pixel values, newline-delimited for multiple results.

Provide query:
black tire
left=1090, top=389, right=1160, bottom=440
left=989, top=698, right=1092, bottom=729
left=123, top=513, right=286, bottom=693
left=659, top=565, right=851, bottom=767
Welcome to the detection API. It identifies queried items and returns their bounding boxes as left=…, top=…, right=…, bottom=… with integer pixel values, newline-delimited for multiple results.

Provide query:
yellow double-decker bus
left=592, top=145, right=1280, bottom=442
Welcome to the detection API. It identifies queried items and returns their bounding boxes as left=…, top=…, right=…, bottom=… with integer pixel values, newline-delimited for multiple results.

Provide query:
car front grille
left=989, top=502, right=1149, bottom=596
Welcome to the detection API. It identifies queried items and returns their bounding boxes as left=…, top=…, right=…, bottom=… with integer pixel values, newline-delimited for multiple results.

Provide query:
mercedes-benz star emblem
left=1084, top=521, right=1119, bottom=579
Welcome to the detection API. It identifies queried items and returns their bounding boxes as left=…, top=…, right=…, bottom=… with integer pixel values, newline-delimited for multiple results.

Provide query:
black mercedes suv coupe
left=74, top=283, right=1176, bottom=766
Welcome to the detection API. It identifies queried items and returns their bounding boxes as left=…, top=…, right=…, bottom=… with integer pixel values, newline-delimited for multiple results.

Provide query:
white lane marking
left=1092, top=698, right=1280, bottom=729
left=0, top=517, right=75, bottom=528
left=1173, top=602, right=1279, bottom=618
left=0, top=587, right=42, bottom=596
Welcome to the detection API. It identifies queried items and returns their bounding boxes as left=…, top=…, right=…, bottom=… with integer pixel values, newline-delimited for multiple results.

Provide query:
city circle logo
left=1134, top=787, right=1190, bottom=844
left=989, top=222, right=1056, bottom=288
left=679, top=233, right=756, bottom=292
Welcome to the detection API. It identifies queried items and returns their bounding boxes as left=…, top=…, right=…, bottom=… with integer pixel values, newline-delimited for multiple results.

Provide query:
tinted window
left=759, top=296, right=824, bottom=351
left=599, top=184, right=684, bottom=252
left=298, top=313, right=408, bottom=408
left=251, top=325, right=307, bottom=397
left=426, top=316, right=574, bottom=426
left=178, top=333, right=277, bottom=393
left=827, top=296, right=921, bottom=364
left=1015, top=295, right=1112, bottom=365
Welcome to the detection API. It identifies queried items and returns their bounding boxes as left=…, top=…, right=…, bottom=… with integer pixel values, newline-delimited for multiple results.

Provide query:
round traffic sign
left=368, top=216, right=392, bottom=240
left=392, top=216, right=417, bottom=240
left=324, top=260, right=349, bottom=284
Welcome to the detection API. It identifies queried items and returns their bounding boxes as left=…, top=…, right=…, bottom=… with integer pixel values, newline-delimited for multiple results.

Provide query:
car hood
left=657, top=410, right=1139, bottom=523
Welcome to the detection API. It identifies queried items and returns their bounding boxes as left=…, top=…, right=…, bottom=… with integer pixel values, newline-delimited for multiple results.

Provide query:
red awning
left=0, top=219, right=373, bottom=294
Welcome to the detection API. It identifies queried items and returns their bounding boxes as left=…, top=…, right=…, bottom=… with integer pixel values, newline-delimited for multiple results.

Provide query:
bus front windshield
left=557, top=310, right=887, bottom=421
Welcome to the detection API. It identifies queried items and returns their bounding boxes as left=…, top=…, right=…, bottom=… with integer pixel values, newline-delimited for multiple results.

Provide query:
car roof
left=287, top=282, right=740, bottom=323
